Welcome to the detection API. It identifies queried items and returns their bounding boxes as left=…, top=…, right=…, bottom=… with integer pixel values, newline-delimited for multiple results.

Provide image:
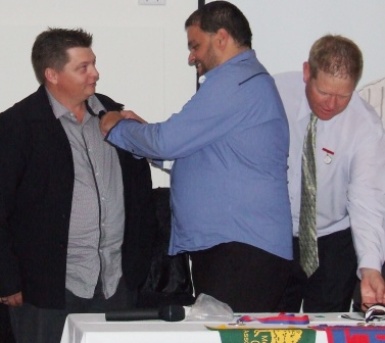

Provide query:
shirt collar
left=45, top=88, right=105, bottom=119
left=199, top=49, right=255, bottom=84
left=46, top=88, right=70, bottom=119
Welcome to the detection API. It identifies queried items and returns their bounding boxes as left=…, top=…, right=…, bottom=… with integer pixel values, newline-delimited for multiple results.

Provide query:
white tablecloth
left=60, top=312, right=366, bottom=343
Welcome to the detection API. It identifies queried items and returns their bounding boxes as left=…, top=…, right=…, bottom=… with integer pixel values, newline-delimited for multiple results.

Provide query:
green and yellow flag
left=216, top=328, right=316, bottom=343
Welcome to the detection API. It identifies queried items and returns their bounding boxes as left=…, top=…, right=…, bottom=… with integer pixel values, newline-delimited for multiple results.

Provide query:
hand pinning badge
left=322, top=148, right=334, bottom=164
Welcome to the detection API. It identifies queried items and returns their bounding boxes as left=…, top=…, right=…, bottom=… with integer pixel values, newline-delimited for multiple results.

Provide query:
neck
left=46, top=85, right=87, bottom=123
left=220, top=45, right=249, bottom=65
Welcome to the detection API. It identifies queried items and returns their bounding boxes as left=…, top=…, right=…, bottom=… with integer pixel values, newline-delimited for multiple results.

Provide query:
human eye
left=317, top=89, right=329, bottom=97
left=76, top=63, right=88, bottom=73
left=189, top=43, right=199, bottom=52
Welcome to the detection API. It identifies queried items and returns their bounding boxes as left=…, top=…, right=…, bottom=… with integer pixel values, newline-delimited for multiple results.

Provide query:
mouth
left=316, top=108, right=337, bottom=120
left=318, top=105, right=335, bottom=115
left=195, top=62, right=203, bottom=75
left=322, top=106, right=333, bottom=112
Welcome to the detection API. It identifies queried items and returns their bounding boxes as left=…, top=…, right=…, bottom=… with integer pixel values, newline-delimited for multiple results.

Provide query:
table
left=60, top=312, right=382, bottom=343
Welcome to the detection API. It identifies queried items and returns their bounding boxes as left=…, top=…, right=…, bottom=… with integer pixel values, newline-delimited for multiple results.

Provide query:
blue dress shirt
left=107, top=50, right=293, bottom=260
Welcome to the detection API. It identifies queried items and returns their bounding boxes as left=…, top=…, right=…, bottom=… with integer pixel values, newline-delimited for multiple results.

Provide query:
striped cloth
left=359, top=77, right=385, bottom=127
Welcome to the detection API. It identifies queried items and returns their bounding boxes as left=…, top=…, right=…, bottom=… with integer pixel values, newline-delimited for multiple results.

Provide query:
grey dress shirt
left=48, top=91, right=125, bottom=299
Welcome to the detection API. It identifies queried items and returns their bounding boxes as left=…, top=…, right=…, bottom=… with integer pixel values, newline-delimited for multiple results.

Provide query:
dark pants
left=0, top=304, right=15, bottom=343
left=278, top=228, right=358, bottom=313
left=9, top=277, right=136, bottom=343
left=190, top=242, right=291, bottom=312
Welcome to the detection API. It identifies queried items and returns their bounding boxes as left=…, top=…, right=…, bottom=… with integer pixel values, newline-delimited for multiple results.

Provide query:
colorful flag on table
left=218, top=328, right=316, bottom=343
left=318, top=326, right=385, bottom=343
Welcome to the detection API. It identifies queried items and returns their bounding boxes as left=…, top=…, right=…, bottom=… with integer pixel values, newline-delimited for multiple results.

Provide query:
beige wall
left=0, top=0, right=197, bottom=187
left=212, top=0, right=385, bottom=89
left=2, top=0, right=385, bottom=186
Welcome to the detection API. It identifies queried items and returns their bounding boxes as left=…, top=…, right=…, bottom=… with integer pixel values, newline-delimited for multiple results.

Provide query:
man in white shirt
left=274, top=34, right=385, bottom=312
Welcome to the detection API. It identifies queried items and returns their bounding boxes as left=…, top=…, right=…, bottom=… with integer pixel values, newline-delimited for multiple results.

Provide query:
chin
left=318, top=113, right=337, bottom=121
left=86, top=87, right=96, bottom=96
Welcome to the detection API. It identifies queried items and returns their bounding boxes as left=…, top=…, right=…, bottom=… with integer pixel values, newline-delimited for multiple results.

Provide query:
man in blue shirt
left=100, top=1, right=292, bottom=312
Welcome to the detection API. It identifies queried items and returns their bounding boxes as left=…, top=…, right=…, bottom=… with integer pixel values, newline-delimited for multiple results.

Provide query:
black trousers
left=0, top=303, right=15, bottom=343
left=278, top=228, right=358, bottom=313
left=9, top=277, right=135, bottom=343
left=190, top=242, right=291, bottom=313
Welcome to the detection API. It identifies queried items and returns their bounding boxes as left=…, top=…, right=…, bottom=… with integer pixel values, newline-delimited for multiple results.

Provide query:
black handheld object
left=105, top=305, right=185, bottom=322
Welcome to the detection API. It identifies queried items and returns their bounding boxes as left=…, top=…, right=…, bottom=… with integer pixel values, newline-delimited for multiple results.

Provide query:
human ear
left=45, top=68, right=58, bottom=85
left=303, top=62, right=311, bottom=83
left=215, top=28, right=230, bottom=49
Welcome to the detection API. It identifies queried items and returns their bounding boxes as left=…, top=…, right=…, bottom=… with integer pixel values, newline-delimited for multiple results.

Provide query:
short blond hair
left=308, top=35, right=363, bottom=86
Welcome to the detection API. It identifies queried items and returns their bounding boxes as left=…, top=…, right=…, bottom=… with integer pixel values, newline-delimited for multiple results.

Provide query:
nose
left=188, top=52, right=195, bottom=66
left=325, top=95, right=338, bottom=109
left=91, top=65, right=99, bottom=80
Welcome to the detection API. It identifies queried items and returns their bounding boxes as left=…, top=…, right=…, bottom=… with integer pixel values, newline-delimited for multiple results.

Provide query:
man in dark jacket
left=0, top=28, right=156, bottom=343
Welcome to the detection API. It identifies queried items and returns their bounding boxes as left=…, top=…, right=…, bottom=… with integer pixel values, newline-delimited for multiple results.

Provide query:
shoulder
left=273, top=71, right=303, bottom=91
left=349, top=92, right=381, bottom=123
left=273, top=72, right=305, bottom=103
left=341, top=92, right=384, bottom=136
left=272, top=71, right=306, bottom=117
left=207, top=50, right=268, bottom=88
left=0, top=87, right=48, bottom=125
left=94, top=93, right=124, bottom=111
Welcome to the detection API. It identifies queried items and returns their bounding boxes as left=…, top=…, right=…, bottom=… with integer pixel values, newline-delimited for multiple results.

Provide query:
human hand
left=120, top=110, right=147, bottom=123
left=99, top=110, right=147, bottom=136
left=360, top=268, right=385, bottom=311
left=0, top=292, right=23, bottom=307
left=99, top=111, right=125, bottom=136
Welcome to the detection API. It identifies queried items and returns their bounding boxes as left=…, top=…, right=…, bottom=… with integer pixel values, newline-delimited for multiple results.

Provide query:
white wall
left=211, top=0, right=385, bottom=88
left=1, top=0, right=385, bottom=187
left=0, top=0, right=197, bottom=187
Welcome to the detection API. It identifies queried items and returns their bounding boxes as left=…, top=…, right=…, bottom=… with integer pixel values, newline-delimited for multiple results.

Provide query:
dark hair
left=308, top=34, right=363, bottom=86
left=185, top=1, right=252, bottom=48
left=31, top=28, right=93, bottom=84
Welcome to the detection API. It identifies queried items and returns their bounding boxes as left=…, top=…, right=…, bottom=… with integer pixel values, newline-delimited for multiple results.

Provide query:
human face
left=303, top=62, right=355, bottom=121
left=50, top=47, right=99, bottom=105
left=187, top=25, right=219, bottom=76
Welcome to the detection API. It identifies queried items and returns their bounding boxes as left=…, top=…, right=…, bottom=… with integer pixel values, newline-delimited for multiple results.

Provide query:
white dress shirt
left=274, top=71, right=385, bottom=274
